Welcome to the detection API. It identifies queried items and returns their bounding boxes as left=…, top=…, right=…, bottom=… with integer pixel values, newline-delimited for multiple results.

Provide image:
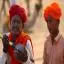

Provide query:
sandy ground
left=0, top=0, right=64, bottom=64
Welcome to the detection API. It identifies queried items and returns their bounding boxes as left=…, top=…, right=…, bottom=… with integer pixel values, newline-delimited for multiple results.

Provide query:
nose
left=14, top=22, right=18, bottom=27
left=12, top=24, right=19, bottom=29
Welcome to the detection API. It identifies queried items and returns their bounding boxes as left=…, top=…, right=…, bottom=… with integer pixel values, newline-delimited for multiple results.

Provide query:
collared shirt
left=43, top=33, right=64, bottom=64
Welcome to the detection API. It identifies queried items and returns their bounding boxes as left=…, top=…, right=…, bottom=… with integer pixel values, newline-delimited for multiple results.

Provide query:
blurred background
left=0, top=0, right=64, bottom=64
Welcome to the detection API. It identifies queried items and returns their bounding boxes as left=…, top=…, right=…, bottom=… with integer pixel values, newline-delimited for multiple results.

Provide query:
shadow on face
left=46, top=16, right=60, bottom=35
left=10, top=15, right=24, bottom=35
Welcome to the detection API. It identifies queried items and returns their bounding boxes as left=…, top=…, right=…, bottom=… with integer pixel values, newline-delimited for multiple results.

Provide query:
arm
left=23, top=40, right=34, bottom=64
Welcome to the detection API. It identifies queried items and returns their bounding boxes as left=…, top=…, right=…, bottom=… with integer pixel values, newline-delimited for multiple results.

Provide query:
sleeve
left=43, top=42, right=47, bottom=64
left=23, top=40, right=34, bottom=64
left=0, top=52, right=7, bottom=64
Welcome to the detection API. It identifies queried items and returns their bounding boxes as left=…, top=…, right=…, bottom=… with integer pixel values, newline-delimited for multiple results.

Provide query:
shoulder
left=22, top=32, right=31, bottom=40
left=44, top=35, right=50, bottom=44
left=5, top=32, right=10, bottom=36
left=59, top=34, right=64, bottom=45
left=2, top=32, right=10, bottom=37
left=21, top=32, right=32, bottom=45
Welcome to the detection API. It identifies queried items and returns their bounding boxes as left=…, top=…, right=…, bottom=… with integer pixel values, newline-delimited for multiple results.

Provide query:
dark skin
left=46, top=16, right=60, bottom=43
left=9, top=15, right=24, bottom=39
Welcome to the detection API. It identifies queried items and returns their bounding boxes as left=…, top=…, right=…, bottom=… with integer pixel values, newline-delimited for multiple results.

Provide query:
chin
left=12, top=32, right=19, bottom=35
left=50, top=32, right=55, bottom=36
left=49, top=31, right=54, bottom=35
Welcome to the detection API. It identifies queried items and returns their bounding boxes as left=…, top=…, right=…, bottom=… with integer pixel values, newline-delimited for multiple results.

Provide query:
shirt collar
left=55, top=33, right=61, bottom=41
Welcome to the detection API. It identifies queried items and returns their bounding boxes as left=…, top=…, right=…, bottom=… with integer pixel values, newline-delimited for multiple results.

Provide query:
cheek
left=47, top=23, right=55, bottom=32
left=53, top=23, right=58, bottom=29
left=47, top=22, right=56, bottom=29
left=19, top=26, right=22, bottom=31
left=47, top=23, right=52, bottom=29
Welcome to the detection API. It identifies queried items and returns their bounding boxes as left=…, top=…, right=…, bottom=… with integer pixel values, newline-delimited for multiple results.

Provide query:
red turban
left=9, top=4, right=27, bottom=23
left=44, top=2, right=62, bottom=21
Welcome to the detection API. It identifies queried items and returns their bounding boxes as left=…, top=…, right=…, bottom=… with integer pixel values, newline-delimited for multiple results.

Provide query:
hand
left=14, top=44, right=28, bottom=62
left=2, top=34, right=9, bottom=53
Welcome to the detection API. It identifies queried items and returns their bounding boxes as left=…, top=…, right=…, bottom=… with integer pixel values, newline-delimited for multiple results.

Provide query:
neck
left=51, top=30, right=59, bottom=43
left=11, top=34, right=19, bottom=42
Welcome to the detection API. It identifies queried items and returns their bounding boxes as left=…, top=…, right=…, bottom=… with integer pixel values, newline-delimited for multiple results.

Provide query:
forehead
left=47, top=16, right=58, bottom=23
left=11, top=15, right=22, bottom=23
left=47, top=16, right=54, bottom=21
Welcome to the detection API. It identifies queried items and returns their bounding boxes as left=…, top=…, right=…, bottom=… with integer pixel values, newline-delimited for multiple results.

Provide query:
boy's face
left=10, top=15, right=23, bottom=35
left=46, top=16, right=59, bottom=35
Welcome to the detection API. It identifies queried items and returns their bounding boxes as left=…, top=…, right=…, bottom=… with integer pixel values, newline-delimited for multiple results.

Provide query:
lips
left=48, top=28, right=53, bottom=33
left=13, top=28, right=18, bottom=32
left=11, top=27, right=20, bottom=34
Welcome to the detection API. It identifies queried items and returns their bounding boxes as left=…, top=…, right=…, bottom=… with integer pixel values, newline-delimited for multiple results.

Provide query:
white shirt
left=0, top=53, right=7, bottom=64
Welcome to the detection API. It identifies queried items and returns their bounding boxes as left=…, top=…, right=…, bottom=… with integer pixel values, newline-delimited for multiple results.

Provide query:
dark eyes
left=47, top=19, right=52, bottom=23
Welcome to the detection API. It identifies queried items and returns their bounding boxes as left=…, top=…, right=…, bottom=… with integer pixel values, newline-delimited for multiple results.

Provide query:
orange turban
left=44, top=2, right=62, bottom=21
left=9, top=4, right=27, bottom=23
